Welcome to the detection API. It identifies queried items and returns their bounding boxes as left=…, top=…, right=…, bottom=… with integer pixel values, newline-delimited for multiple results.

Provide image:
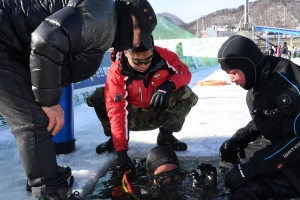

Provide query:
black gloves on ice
left=219, top=138, right=240, bottom=164
left=150, top=80, right=175, bottom=110
left=116, top=150, right=135, bottom=172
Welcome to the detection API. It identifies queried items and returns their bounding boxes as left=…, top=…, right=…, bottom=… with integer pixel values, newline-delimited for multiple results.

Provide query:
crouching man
left=87, top=42, right=198, bottom=171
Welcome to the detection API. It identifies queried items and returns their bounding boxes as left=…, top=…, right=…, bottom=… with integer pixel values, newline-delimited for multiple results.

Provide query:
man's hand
left=224, top=164, right=254, bottom=192
left=116, top=151, right=135, bottom=172
left=42, top=104, right=64, bottom=136
left=150, top=80, right=174, bottom=110
left=219, top=138, right=240, bottom=164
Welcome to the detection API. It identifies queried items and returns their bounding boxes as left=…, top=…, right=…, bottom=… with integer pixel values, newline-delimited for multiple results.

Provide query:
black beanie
left=146, top=146, right=179, bottom=174
left=217, top=35, right=264, bottom=90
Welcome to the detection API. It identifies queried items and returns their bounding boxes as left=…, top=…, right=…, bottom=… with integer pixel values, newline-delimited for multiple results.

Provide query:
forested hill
left=157, top=0, right=299, bottom=37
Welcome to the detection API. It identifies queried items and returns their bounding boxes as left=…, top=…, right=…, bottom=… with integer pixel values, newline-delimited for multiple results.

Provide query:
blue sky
left=149, top=0, right=257, bottom=23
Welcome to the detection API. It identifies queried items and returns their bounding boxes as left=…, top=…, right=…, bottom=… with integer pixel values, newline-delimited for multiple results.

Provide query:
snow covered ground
left=0, top=64, right=253, bottom=199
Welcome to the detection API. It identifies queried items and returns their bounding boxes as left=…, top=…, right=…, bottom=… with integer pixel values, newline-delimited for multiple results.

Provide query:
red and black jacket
left=104, top=46, right=191, bottom=152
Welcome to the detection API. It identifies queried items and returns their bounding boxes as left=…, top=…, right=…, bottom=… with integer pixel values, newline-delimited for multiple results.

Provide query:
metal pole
left=266, top=32, right=269, bottom=51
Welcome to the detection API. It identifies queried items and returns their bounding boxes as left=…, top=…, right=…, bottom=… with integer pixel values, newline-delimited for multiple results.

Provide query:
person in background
left=281, top=41, right=288, bottom=54
left=268, top=46, right=274, bottom=56
left=281, top=41, right=291, bottom=60
left=86, top=42, right=198, bottom=172
left=276, top=45, right=281, bottom=57
left=175, top=42, right=183, bottom=56
left=0, top=0, right=157, bottom=199
left=271, top=45, right=276, bottom=53
left=292, top=46, right=297, bottom=58
left=217, top=35, right=300, bottom=199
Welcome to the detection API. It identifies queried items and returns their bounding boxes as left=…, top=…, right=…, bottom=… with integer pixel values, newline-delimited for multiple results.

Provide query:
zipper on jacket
left=139, top=86, right=143, bottom=102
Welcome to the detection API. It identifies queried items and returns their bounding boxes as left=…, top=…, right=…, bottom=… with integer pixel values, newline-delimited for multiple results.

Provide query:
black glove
left=116, top=151, right=135, bottom=172
left=224, top=163, right=257, bottom=192
left=220, top=121, right=261, bottom=164
left=219, top=138, right=240, bottom=164
left=150, top=80, right=175, bottom=110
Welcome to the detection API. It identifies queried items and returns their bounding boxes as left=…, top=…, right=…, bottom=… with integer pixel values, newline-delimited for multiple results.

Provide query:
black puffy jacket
left=0, top=0, right=117, bottom=106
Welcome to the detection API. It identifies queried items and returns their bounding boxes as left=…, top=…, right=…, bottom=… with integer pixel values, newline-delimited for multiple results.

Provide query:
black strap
left=140, top=157, right=147, bottom=164
left=283, top=168, right=300, bottom=193
left=274, top=59, right=288, bottom=73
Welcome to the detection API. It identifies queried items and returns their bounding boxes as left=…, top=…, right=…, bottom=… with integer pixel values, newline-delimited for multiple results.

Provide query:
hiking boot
left=38, top=176, right=82, bottom=200
left=86, top=96, right=94, bottom=107
left=157, top=127, right=187, bottom=151
left=96, top=137, right=115, bottom=154
left=26, top=166, right=72, bottom=192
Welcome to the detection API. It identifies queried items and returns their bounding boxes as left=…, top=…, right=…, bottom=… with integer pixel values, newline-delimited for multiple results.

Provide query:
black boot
left=26, top=166, right=72, bottom=192
left=157, top=127, right=187, bottom=151
left=38, top=176, right=82, bottom=200
left=86, top=95, right=94, bottom=107
left=96, top=137, right=115, bottom=154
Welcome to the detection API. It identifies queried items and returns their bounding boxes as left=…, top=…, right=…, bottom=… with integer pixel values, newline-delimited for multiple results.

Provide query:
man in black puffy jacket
left=217, top=35, right=300, bottom=199
left=0, top=0, right=157, bottom=199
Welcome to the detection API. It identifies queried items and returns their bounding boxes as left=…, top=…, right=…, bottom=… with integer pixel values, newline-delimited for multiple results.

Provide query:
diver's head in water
left=146, top=146, right=186, bottom=186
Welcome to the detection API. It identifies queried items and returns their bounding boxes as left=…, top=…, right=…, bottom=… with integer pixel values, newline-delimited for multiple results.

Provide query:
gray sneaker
left=26, top=166, right=72, bottom=192
left=38, top=176, right=82, bottom=200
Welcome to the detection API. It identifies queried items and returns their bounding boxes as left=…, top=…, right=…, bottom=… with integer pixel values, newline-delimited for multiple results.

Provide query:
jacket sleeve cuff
left=114, top=141, right=129, bottom=152
left=32, top=86, right=62, bottom=107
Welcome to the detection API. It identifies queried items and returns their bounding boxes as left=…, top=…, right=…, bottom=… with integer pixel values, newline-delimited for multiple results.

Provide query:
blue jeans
left=0, top=50, right=66, bottom=197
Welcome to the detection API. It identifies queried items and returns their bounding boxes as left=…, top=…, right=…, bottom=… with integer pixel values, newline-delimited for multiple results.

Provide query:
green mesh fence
left=153, top=16, right=197, bottom=40
left=152, top=15, right=226, bottom=73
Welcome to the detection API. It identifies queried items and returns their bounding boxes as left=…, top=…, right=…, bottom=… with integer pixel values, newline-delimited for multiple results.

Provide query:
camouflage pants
left=88, top=86, right=198, bottom=136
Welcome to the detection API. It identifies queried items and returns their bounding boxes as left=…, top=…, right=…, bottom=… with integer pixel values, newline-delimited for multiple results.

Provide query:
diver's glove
left=224, top=163, right=255, bottom=192
left=150, top=80, right=174, bottom=110
left=220, top=121, right=261, bottom=164
left=224, top=153, right=276, bottom=192
left=219, top=138, right=240, bottom=164
left=116, top=150, right=135, bottom=172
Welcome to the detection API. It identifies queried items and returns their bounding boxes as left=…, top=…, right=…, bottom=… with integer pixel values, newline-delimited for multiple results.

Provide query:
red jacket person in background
left=87, top=43, right=198, bottom=171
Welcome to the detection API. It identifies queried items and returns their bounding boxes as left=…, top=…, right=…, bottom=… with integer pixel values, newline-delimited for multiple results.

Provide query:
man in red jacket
left=87, top=43, right=198, bottom=171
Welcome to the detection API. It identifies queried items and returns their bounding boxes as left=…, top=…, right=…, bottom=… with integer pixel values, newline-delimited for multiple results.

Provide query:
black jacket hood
left=218, top=35, right=264, bottom=90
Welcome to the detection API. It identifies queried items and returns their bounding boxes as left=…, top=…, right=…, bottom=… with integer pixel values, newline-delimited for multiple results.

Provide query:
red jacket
left=104, top=46, right=191, bottom=151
